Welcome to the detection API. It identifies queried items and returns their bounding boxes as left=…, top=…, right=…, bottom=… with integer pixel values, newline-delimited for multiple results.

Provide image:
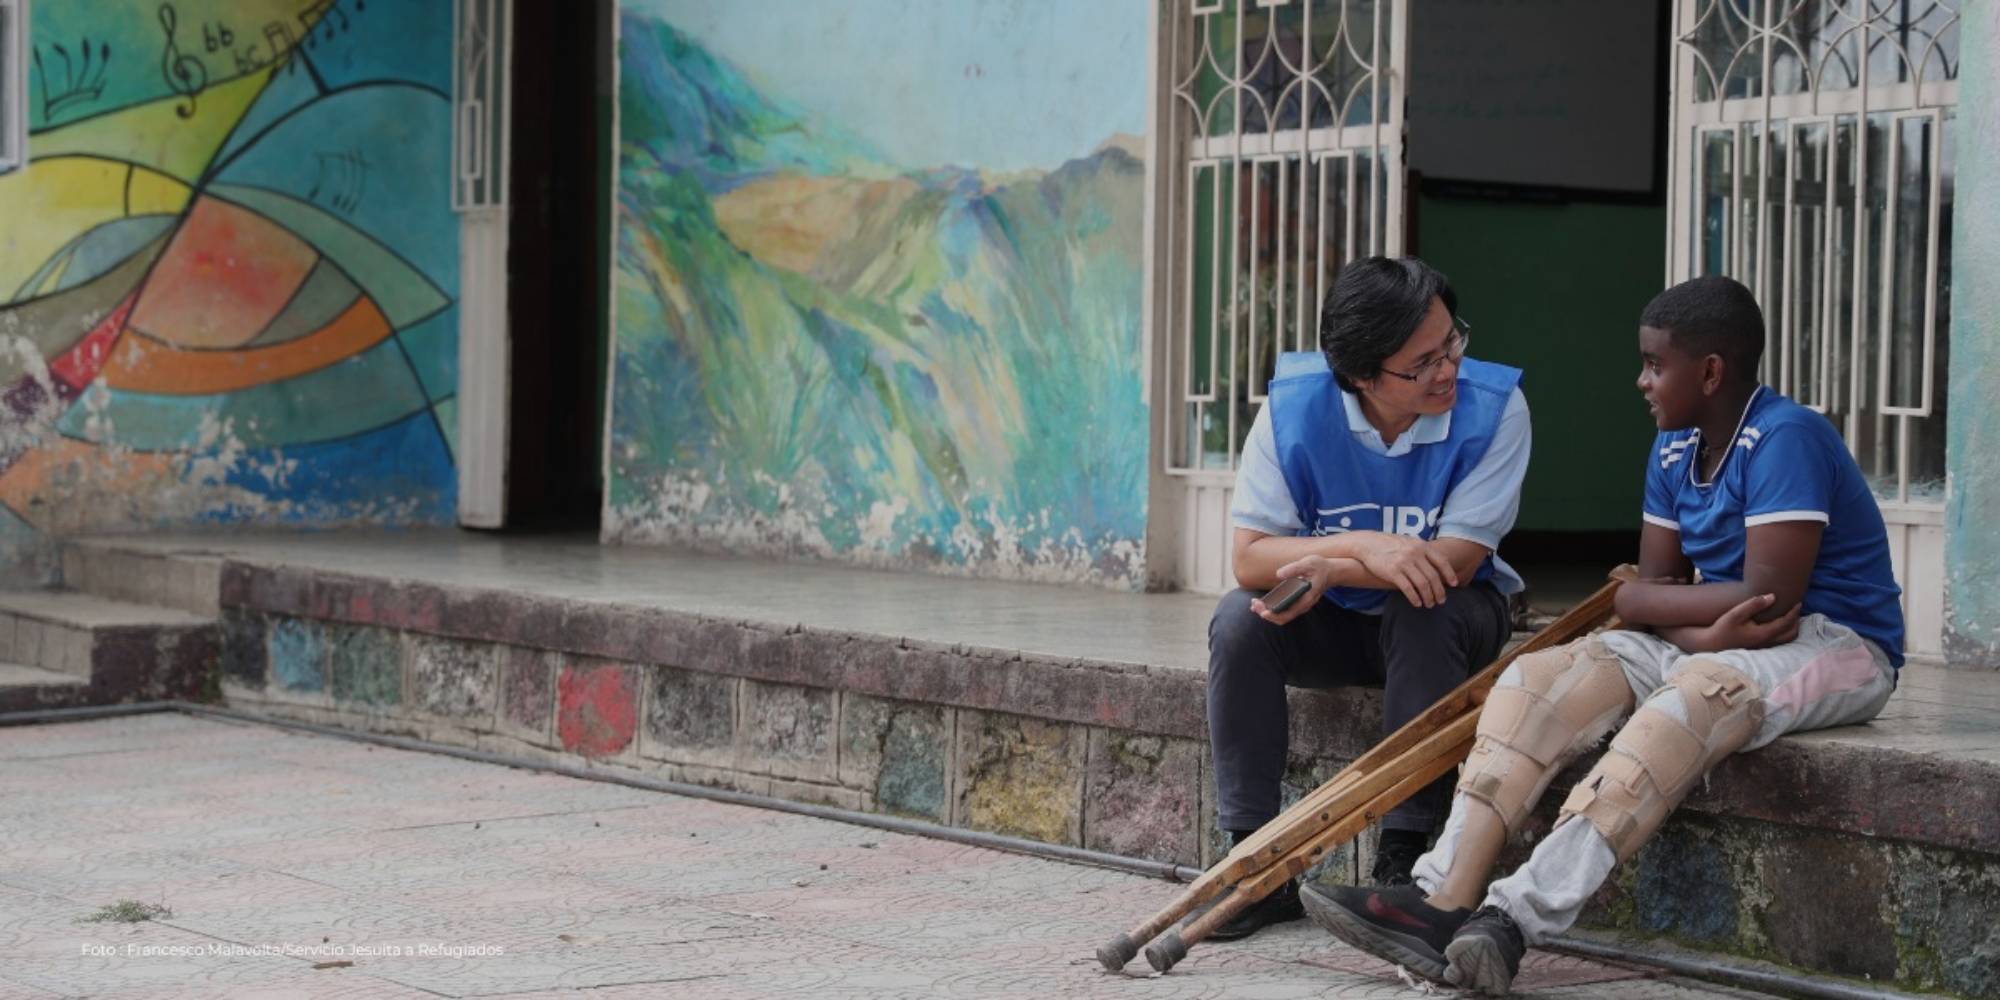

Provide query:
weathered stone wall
left=214, top=562, right=1235, bottom=871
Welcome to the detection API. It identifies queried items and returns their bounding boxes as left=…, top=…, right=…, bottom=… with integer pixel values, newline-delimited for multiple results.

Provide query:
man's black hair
left=1640, top=275, right=1766, bottom=382
left=1318, top=256, right=1458, bottom=393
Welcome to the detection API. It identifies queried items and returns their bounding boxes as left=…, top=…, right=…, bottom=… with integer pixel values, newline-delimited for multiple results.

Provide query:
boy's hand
left=1658, top=593, right=1802, bottom=654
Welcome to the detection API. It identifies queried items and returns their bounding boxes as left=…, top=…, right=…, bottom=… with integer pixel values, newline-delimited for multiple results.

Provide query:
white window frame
left=1149, top=0, right=1410, bottom=593
left=1666, top=0, right=1959, bottom=657
left=0, top=0, right=26, bottom=173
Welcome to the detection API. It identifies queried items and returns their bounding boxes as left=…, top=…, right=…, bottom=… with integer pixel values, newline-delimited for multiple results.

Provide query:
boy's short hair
left=1319, top=256, right=1459, bottom=393
left=1641, top=275, right=1766, bottom=380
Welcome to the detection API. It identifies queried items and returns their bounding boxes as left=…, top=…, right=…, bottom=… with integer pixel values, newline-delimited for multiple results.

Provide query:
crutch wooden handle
left=1098, top=568, right=1629, bottom=973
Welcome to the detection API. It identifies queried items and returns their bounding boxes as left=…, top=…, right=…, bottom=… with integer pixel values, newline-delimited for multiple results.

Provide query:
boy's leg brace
left=1456, top=638, right=1635, bottom=839
left=1557, top=658, right=1764, bottom=862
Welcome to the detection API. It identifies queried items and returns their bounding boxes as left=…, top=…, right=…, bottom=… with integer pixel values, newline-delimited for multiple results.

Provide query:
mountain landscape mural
left=609, top=7, right=1150, bottom=587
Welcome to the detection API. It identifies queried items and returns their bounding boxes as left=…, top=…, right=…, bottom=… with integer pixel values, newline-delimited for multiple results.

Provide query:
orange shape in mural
left=127, top=196, right=319, bottom=349
left=0, top=437, right=181, bottom=536
left=101, top=294, right=393, bottom=395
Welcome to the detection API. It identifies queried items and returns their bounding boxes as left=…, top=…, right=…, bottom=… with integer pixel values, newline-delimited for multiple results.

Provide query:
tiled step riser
left=0, top=614, right=95, bottom=678
left=60, top=544, right=222, bottom=618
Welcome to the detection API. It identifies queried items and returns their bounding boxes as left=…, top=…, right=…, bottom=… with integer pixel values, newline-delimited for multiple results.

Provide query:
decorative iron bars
left=451, top=0, right=510, bottom=211
left=1163, top=0, right=1404, bottom=476
left=1672, top=0, right=1958, bottom=503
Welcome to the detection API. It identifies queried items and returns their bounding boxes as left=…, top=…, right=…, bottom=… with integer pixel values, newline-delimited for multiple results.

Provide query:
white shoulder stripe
left=1744, top=510, right=1830, bottom=527
left=1642, top=512, right=1679, bottom=531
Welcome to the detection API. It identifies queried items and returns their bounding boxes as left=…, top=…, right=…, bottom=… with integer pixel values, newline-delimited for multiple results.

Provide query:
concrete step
left=59, top=537, right=223, bottom=617
left=0, top=660, right=91, bottom=713
left=0, top=590, right=219, bottom=709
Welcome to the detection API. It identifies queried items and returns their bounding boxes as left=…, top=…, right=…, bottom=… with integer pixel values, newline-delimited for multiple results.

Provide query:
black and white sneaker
left=1200, top=878, right=1305, bottom=941
left=1299, top=883, right=1469, bottom=982
left=1445, top=904, right=1527, bottom=995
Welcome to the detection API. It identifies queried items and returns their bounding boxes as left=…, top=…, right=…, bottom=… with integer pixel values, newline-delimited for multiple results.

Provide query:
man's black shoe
left=1445, top=904, right=1527, bottom=995
left=1299, top=882, right=1469, bottom=982
left=1371, top=830, right=1428, bottom=887
left=1199, top=878, right=1305, bottom=941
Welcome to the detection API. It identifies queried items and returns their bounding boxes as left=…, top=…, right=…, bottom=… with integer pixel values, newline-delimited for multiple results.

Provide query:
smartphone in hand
left=1261, top=577, right=1313, bottom=614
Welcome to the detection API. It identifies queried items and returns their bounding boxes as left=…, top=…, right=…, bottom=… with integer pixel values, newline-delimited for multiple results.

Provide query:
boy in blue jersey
left=1302, top=275, right=1903, bottom=994
left=1202, top=256, right=1532, bottom=939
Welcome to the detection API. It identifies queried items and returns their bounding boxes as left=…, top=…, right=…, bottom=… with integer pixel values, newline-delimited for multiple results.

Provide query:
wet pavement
left=0, top=710, right=1802, bottom=1000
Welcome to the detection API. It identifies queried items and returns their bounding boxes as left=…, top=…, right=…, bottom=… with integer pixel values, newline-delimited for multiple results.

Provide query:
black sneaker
left=1299, top=883, right=1469, bottom=982
left=1370, top=830, right=1428, bottom=887
left=1200, top=878, right=1305, bottom=941
left=1445, top=904, right=1527, bottom=995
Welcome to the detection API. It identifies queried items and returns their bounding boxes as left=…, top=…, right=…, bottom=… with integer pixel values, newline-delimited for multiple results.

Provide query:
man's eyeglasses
left=1378, top=317, right=1471, bottom=382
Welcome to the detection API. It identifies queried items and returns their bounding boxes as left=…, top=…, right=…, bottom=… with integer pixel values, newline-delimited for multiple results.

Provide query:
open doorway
left=1405, top=0, right=1670, bottom=601
left=500, top=0, right=612, bottom=532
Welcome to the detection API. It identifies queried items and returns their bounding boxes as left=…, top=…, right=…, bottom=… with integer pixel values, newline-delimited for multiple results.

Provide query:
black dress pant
left=1206, top=581, right=1511, bottom=835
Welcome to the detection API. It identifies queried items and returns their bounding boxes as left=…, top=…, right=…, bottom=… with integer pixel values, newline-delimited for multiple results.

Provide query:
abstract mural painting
left=610, top=0, right=1151, bottom=587
left=0, top=0, right=457, bottom=579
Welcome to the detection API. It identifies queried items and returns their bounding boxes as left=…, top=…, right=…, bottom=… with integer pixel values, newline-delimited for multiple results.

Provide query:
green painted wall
left=1416, top=194, right=1667, bottom=533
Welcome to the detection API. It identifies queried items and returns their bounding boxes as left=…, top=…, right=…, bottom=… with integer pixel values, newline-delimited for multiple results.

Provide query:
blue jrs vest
left=1269, top=353, right=1521, bottom=612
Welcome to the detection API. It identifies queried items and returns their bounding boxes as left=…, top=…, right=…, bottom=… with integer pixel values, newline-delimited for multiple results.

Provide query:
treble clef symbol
left=159, top=3, right=206, bottom=118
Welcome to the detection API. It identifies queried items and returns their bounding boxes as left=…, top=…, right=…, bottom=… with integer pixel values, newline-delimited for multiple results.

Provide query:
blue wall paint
left=1945, top=1, right=2000, bottom=666
left=269, top=618, right=327, bottom=693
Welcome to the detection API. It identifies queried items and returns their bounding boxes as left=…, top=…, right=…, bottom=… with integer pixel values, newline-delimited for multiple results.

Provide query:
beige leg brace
left=1557, top=658, right=1765, bottom=862
left=1456, top=638, right=1635, bottom=839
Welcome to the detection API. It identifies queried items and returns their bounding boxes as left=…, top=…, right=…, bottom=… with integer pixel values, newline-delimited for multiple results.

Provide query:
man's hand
left=1657, top=593, right=1801, bottom=655
left=1353, top=534, right=1459, bottom=608
left=1250, top=556, right=1337, bottom=624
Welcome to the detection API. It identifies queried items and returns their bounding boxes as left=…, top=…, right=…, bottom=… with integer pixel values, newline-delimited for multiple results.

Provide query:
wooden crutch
left=1098, top=569, right=1630, bottom=973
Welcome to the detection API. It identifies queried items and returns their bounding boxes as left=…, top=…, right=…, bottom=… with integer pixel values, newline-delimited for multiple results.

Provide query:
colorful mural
left=611, top=0, right=1152, bottom=587
left=0, top=0, right=457, bottom=581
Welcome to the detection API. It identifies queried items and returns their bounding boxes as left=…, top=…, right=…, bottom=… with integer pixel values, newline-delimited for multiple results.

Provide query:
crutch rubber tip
left=1096, top=935, right=1138, bottom=971
left=1144, top=932, right=1188, bottom=972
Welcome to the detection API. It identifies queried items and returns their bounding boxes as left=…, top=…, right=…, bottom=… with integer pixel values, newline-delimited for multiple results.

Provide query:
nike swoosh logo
left=1366, top=894, right=1428, bottom=930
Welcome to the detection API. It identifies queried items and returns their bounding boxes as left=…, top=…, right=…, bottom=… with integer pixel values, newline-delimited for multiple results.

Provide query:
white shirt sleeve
left=1228, top=405, right=1305, bottom=537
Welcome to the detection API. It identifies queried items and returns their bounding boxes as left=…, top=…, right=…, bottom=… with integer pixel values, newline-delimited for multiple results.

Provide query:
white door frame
left=452, top=0, right=513, bottom=528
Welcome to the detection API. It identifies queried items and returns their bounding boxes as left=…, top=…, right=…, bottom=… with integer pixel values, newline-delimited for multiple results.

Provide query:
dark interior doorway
left=501, top=0, right=612, bottom=531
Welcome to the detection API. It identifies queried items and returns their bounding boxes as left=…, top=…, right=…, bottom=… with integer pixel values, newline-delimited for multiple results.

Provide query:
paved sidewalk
left=0, top=712, right=1800, bottom=999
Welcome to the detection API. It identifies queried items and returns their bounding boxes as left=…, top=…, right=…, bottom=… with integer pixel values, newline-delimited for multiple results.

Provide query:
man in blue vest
left=1203, top=256, right=1531, bottom=940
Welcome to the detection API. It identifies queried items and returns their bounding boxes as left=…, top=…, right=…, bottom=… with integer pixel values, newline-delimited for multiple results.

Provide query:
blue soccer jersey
left=1641, top=387, right=1905, bottom=667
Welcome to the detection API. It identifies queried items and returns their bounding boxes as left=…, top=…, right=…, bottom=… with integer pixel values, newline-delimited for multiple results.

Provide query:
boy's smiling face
left=1637, top=325, right=1708, bottom=431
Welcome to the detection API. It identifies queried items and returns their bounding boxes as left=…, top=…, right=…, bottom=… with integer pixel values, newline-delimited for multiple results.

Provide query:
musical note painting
left=0, top=0, right=454, bottom=573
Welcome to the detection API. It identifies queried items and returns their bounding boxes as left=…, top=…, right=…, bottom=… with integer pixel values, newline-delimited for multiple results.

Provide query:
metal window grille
left=0, top=0, right=25, bottom=173
left=1669, top=0, right=1958, bottom=505
left=452, top=0, right=510, bottom=210
left=1162, top=0, right=1406, bottom=480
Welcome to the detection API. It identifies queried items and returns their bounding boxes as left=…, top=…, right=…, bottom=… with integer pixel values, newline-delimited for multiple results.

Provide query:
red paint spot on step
left=558, top=661, right=636, bottom=757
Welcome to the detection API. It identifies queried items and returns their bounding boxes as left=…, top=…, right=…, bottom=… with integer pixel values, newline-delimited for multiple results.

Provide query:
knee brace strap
left=1559, top=658, right=1764, bottom=861
left=1457, top=639, right=1633, bottom=836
